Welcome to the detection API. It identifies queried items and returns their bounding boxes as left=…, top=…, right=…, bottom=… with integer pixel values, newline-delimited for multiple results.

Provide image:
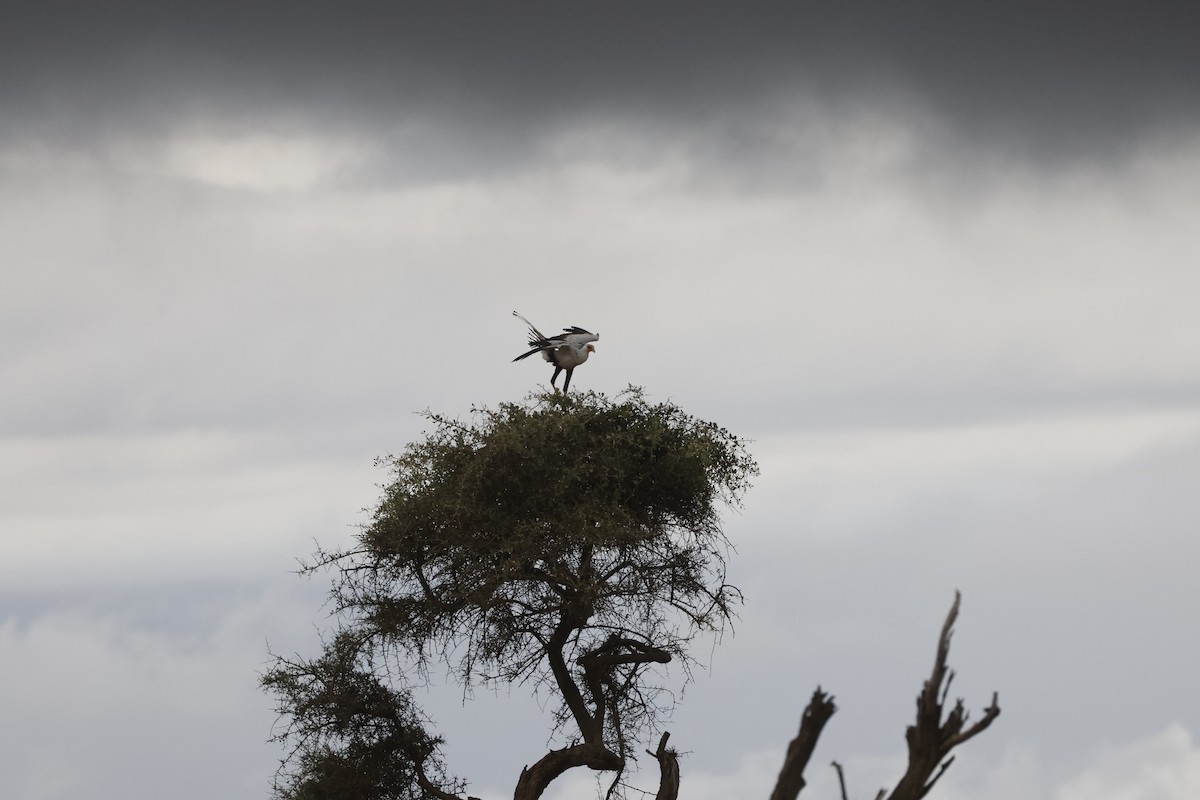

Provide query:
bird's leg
left=563, top=368, right=573, bottom=393
left=550, top=366, right=562, bottom=390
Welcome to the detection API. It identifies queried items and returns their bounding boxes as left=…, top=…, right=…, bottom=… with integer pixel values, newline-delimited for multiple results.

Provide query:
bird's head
left=586, top=344, right=596, bottom=354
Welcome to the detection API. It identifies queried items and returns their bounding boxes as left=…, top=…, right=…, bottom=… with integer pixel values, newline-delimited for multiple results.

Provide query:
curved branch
left=412, top=758, right=468, bottom=800
left=546, top=613, right=601, bottom=742
left=514, top=742, right=624, bottom=800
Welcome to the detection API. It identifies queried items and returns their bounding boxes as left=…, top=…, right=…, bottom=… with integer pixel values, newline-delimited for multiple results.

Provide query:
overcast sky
left=3, top=3, right=1199, bottom=799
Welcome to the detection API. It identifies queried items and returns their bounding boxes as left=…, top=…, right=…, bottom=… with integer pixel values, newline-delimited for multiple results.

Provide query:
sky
left=2, top=2, right=1199, bottom=798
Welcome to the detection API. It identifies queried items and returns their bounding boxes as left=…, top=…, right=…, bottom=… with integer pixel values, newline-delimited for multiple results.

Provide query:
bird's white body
left=541, top=337, right=594, bottom=369
left=512, top=311, right=598, bottom=392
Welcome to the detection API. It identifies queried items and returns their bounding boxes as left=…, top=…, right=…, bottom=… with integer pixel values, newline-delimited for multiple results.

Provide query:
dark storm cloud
left=4, top=1, right=1199, bottom=165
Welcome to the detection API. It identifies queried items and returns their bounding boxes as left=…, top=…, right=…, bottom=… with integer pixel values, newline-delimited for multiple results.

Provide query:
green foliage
left=265, top=388, right=757, bottom=799
left=263, top=633, right=456, bottom=800
left=354, top=388, right=753, bottom=676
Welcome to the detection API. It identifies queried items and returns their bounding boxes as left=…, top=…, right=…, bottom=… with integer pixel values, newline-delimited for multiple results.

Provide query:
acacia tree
left=265, top=389, right=755, bottom=800
left=263, top=388, right=998, bottom=800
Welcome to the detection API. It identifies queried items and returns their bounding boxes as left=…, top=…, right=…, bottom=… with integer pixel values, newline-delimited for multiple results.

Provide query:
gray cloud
left=4, top=2, right=1199, bottom=170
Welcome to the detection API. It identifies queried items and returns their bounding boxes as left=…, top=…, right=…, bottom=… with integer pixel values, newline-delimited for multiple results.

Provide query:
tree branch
left=646, top=731, right=681, bottom=800
left=576, top=633, right=674, bottom=746
left=831, top=761, right=850, bottom=800
left=768, top=688, right=838, bottom=800
left=884, top=591, right=1001, bottom=800
left=412, top=759, right=469, bottom=800
left=546, top=614, right=601, bottom=742
left=514, top=742, right=624, bottom=800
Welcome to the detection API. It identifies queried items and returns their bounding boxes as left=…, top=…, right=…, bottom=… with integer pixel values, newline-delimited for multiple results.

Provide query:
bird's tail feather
left=512, top=310, right=550, bottom=350
left=512, top=345, right=549, bottom=362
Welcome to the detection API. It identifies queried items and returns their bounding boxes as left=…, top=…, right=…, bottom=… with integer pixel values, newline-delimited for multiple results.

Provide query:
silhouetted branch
left=515, top=742, right=623, bottom=800
left=884, top=591, right=1001, bottom=800
left=832, top=761, right=850, bottom=800
left=768, top=688, right=838, bottom=800
left=413, top=761, right=469, bottom=800
left=830, top=760, right=886, bottom=800
left=646, top=731, right=680, bottom=800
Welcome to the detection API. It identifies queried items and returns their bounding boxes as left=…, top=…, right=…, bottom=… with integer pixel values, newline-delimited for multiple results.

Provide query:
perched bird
left=512, top=311, right=599, bottom=393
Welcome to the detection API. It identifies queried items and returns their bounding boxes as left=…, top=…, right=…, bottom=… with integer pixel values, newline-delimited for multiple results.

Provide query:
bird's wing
left=562, top=331, right=599, bottom=346
left=512, top=312, right=596, bottom=361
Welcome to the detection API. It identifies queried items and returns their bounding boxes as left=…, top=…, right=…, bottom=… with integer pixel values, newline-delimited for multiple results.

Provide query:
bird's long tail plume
left=512, top=311, right=552, bottom=360
left=512, top=310, right=546, bottom=340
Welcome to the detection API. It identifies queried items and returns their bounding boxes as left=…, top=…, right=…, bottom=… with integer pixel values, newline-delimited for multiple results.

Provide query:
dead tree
left=882, top=591, right=1001, bottom=800
left=644, top=591, right=999, bottom=800
left=761, top=591, right=999, bottom=800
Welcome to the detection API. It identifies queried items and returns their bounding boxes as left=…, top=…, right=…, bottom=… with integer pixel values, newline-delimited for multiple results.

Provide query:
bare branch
left=413, top=761, right=469, bottom=800
left=921, top=755, right=954, bottom=797
left=514, top=742, right=623, bottom=800
left=646, top=732, right=681, bottom=800
left=769, top=688, right=838, bottom=800
left=831, top=761, right=850, bottom=800
left=884, top=592, right=1001, bottom=800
